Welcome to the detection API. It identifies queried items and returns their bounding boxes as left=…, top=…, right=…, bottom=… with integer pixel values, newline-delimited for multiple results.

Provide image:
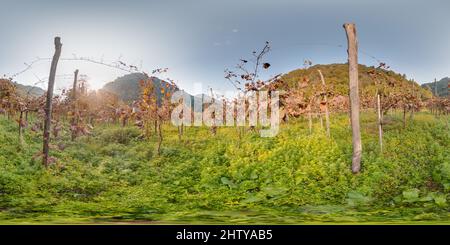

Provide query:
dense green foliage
left=0, top=112, right=449, bottom=224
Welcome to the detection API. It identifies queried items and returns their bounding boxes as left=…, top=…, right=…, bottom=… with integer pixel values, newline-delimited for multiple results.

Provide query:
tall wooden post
left=377, top=94, right=383, bottom=152
left=19, top=111, right=24, bottom=145
left=344, top=23, right=362, bottom=174
left=210, top=88, right=217, bottom=136
left=318, top=70, right=330, bottom=137
left=71, top=69, right=79, bottom=141
left=157, top=114, right=162, bottom=155
left=433, top=78, right=438, bottom=117
left=43, top=37, right=62, bottom=166
left=308, top=112, right=312, bottom=134
left=72, top=69, right=79, bottom=101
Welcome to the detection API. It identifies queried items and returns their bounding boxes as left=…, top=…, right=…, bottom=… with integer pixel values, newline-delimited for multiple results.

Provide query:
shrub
left=98, top=127, right=141, bottom=145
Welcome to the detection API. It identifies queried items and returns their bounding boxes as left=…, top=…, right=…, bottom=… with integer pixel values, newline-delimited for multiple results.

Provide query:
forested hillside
left=422, top=77, right=449, bottom=97
left=281, top=64, right=429, bottom=96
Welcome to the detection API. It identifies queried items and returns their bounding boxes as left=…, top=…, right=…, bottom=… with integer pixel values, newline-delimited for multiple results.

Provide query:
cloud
left=232, top=29, right=239, bottom=33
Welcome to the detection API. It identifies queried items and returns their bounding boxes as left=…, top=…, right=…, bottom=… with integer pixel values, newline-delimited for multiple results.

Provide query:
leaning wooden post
left=344, top=23, right=362, bottom=174
left=43, top=37, right=62, bottom=166
left=318, top=70, right=330, bottom=137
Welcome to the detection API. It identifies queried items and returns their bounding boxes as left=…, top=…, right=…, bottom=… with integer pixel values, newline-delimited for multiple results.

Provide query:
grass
left=0, top=111, right=449, bottom=224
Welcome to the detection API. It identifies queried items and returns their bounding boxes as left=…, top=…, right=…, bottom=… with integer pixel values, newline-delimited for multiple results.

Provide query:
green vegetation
left=0, top=111, right=448, bottom=224
left=13, top=82, right=45, bottom=98
left=421, top=77, right=449, bottom=97
left=102, top=73, right=172, bottom=102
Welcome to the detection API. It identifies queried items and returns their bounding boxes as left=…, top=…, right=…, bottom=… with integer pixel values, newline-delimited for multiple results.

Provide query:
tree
left=344, top=23, right=362, bottom=174
left=43, top=37, right=62, bottom=167
left=0, top=79, right=17, bottom=120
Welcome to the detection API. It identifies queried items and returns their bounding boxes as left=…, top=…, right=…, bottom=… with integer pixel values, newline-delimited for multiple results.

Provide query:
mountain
left=13, top=82, right=46, bottom=97
left=421, top=77, right=449, bottom=97
left=102, top=65, right=433, bottom=104
left=0, top=79, right=45, bottom=98
left=102, top=73, right=177, bottom=102
left=280, top=63, right=431, bottom=97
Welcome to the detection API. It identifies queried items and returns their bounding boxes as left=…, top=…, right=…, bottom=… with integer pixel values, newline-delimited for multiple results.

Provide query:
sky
left=0, top=0, right=449, bottom=95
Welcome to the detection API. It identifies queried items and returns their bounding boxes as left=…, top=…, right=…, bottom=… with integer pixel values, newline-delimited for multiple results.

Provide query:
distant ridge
left=102, top=65, right=434, bottom=103
left=13, top=82, right=46, bottom=97
left=421, top=77, right=449, bottom=97
left=102, top=73, right=177, bottom=102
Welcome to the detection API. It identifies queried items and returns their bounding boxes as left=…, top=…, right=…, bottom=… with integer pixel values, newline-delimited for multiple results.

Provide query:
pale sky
left=1, top=0, right=449, bottom=95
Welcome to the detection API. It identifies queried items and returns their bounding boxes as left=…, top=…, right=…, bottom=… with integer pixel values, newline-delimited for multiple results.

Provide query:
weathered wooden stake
left=403, top=106, right=407, bottom=128
left=71, top=69, right=79, bottom=141
left=344, top=23, right=362, bottom=174
left=157, top=115, right=162, bottom=155
left=210, top=88, right=217, bottom=136
left=19, top=111, right=24, bottom=145
left=319, top=114, right=323, bottom=128
left=308, top=112, right=312, bottom=134
left=43, top=37, right=62, bottom=166
left=377, top=94, right=383, bottom=152
left=72, top=69, right=79, bottom=101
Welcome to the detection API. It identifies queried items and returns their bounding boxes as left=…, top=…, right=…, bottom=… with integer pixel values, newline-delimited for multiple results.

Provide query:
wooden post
left=377, top=94, right=383, bottom=152
left=19, top=110, right=24, bottom=145
left=154, top=88, right=158, bottom=134
left=43, top=37, right=62, bottom=166
left=155, top=83, right=163, bottom=155
left=434, top=78, right=440, bottom=117
left=410, top=85, right=415, bottom=121
left=344, top=23, right=362, bottom=174
left=157, top=115, right=162, bottom=155
left=71, top=69, right=78, bottom=141
left=434, top=78, right=438, bottom=96
left=308, top=112, right=312, bottom=134
left=403, top=106, right=407, bottom=128
left=319, top=114, right=323, bottom=128
left=318, top=69, right=330, bottom=137
left=72, top=69, right=79, bottom=101
left=210, top=88, right=217, bottom=136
